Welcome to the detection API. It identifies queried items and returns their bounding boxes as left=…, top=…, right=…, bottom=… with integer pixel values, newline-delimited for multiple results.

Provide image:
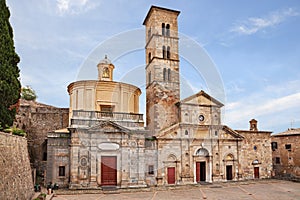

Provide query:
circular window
left=199, top=114, right=205, bottom=122
left=80, top=157, right=88, bottom=167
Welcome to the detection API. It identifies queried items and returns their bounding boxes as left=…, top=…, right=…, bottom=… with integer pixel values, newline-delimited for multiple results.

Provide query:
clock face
left=199, top=114, right=205, bottom=122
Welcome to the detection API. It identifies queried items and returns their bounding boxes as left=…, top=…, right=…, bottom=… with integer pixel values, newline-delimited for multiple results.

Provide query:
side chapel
left=47, top=6, right=272, bottom=188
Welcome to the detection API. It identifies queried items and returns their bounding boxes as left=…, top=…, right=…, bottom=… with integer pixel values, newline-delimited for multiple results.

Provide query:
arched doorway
left=165, top=154, right=177, bottom=185
left=194, top=148, right=210, bottom=183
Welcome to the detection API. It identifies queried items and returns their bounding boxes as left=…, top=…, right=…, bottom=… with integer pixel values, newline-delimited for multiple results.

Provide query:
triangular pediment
left=88, top=120, right=130, bottom=133
left=180, top=90, right=224, bottom=107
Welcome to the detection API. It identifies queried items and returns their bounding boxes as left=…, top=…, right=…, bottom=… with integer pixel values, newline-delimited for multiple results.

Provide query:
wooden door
left=196, top=162, right=206, bottom=182
left=226, top=165, right=233, bottom=180
left=254, top=167, right=259, bottom=179
left=101, top=156, right=117, bottom=186
left=196, top=162, right=200, bottom=182
left=167, top=167, right=175, bottom=184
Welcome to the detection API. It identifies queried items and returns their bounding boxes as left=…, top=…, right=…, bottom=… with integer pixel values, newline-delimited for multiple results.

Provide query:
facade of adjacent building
left=47, top=6, right=273, bottom=189
left=271, top=128, right=300, bottom=180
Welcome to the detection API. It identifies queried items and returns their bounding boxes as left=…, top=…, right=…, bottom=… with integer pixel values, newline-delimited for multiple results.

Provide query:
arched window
left=167, top=46, right=170, bottom=59
left=196, top=148, right=209, bottom=157
left=148, top=52, right=151, bottom=63
left=162, top=46, right=166, bottom=59
left=166, top=24, right=170, bottom=36
left=168, top=68, right=171, bottom=81
left=162, top=23, right=165, bottom=36
left=226, top=154, right=234, bottom=161
left=163, top=68, right=166, bottom=81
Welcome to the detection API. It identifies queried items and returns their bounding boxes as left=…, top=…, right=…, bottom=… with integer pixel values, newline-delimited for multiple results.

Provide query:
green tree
left=21, top=86, right=37, bottom=101
left=0, top=0, right=21, bottom=128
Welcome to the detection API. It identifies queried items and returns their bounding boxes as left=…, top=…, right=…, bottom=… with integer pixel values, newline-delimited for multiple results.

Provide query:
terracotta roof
left=272, top=128, right=300, bottom=137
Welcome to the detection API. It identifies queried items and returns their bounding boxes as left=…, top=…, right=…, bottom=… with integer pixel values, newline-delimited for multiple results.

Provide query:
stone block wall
left=14, top=99, right=69, bottom=177
left=272, top=133, right=300, bottom=180
left=0, top=132, right=34, bottom=200
left=238, top=131, right=272, bottom=179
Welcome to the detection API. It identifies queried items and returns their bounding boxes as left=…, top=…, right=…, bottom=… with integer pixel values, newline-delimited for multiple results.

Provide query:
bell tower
left=97, top=55, right=114, bottom=81
left=143, top=6, right=180, bottom=134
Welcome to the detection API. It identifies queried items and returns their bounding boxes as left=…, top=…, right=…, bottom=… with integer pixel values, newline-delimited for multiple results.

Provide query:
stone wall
left=14, top=99, right=69, bottom=181
left=237, top=131, right=272, bottom=179
left=0, top=132, right=34, bottom=200
left=272, top=132, right=300, bottom=180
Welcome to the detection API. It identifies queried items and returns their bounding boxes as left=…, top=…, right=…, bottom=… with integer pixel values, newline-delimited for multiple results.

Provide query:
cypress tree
left=0, top=0, right=21, bottom=128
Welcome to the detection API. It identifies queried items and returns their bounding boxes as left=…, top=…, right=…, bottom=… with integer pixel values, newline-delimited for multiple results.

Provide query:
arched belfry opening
left=97, top=55, right=115, bottom=81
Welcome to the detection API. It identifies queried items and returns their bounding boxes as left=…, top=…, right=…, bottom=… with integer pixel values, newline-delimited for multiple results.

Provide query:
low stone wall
left=0, top=132, right=34, bottom=200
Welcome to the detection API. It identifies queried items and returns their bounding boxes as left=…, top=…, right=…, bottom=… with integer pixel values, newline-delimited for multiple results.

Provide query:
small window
left=163, top=68, right=166, bottom=81
left=271, top=142, right=278, bottom=151
left=100, top=105, right=113, bottom=117
left=162, top=23, right=165, bottom=36
left=275, top=157, right=280, bottom=164
left=285, top=144, right=291, bottom=151
left=59, top=166, right=65, bottom=176
left=100, top=105, right=113, bottom=112
left=166, top=24, right=170, bottom=36
left=148, top=165, right=154, bottom=175
left=167, top=68, right=171, bottom=81
left=167, top=46, right=170, bottom=59
left=148, top=52, right=151, bottom=63
left=254, top=146, right=257, bottom=151
left=185, top=130, right=188, bottom=135
left=215, top=131, right=218, bottom=136
left=162, top=46, right=166, bottom=59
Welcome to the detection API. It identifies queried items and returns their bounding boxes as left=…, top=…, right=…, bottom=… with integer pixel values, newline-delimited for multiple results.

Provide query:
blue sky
left=6, top=0, right=300, bottom=133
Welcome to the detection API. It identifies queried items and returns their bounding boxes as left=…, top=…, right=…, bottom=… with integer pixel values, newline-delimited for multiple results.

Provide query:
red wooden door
left=167, top=167, right=175, bottom=184
left=254, top=167, right=259, bottom=179
left=101, top=156, right=117, bottom=186
left=196, top=162, right=206, bottom=182
left=196, top=162, right=200, bottom=182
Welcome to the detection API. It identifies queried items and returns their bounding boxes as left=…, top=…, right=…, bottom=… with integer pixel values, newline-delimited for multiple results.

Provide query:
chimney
left=249, top=119, right=258, bottom=131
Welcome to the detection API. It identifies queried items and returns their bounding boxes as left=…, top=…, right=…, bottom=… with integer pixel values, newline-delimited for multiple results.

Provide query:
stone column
left=208, top=156, right=213, bottom=182
left=89, top=147, right=97, bottom=187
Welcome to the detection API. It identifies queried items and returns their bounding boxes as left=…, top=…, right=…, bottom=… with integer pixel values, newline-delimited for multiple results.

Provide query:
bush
left=3, top=127, right=26, bottom=137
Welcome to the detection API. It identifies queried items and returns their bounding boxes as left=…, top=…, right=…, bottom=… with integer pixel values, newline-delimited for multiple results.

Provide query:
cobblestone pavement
left=51, top=180, right=300, bottom=200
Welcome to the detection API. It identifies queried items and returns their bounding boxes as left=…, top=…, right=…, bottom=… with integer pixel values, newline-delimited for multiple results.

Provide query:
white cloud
left=56, top=0, right=98, bottom=15
left=231, top=8, right=299, bottom=35
left=224, top=92, right=300, bottom=131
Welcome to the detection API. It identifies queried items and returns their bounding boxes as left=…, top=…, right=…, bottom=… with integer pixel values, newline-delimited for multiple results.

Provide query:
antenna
left=290, top=119, right=295, bottom=129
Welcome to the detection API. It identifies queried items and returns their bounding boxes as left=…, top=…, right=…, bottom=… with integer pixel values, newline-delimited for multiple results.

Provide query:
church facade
left=46, top=6, right=272, bottom=189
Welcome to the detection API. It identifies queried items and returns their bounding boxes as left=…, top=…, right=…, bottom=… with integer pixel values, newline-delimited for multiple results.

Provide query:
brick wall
left=0, top=132, right=34, bottom=200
